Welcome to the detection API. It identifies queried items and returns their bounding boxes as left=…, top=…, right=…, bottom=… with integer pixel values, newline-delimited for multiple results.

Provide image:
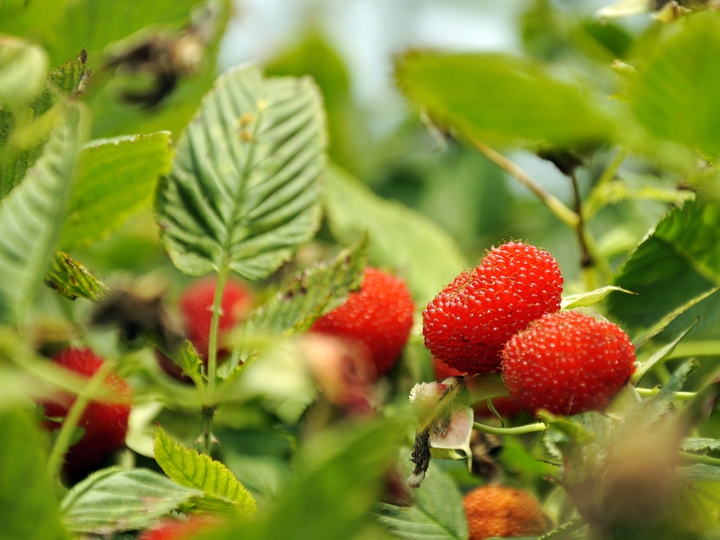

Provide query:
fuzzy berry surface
left=179, top=276, right=252, bottom=361
left=137, top=516, right=217, bottom=540
left=464, top=484, right=549, bottom=540
left=310, top=267, right=414, bottom=378
left=40, top=348, right=132, bottom=481
left=502, top=310, right=636, bottom=416
left=423, top=242, right=563, bottom=376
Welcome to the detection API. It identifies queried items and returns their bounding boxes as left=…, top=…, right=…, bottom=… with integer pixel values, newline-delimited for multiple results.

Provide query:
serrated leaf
left=681, top=438, right=720, bottom=454
left=61, top=132, right=172, bottom=249
left=633, top=319, right=697, bottom=383
left=395, top=51, right=611, bottom=148
left=677, top=465, right=720, bottom=483
left=156, top=64, right=326, bottom=281
left=44, top=250, right=109, bottom=301
left=607, top=199, right=720, bottom=343
left=0, top=408, right=68, bottom=540
left=0, top=104, right=84, bottom=323
left=222, top=235, right=367, bottom=377
left=0, top=36, right=48, bottom=105
left=153, top=425, right=256, bottom=516
left=324, top=166, right=468, bottom=302
left=630, top=12, right=720, bottom=157
left=376, top=460, right=468, bottom=540
left=561, top=286, right=634, bottom=310
left=60, top=467, right=202, bottom=534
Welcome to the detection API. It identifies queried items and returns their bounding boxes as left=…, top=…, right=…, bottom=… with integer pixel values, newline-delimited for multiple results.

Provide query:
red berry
left=423, top=242, right=563, bottom=375
left=137, top=516, right=218, bottom=540
left=179, top=277, right=252, bottom=361
left=502, top=311, right=636, bottom=416
left=464, top=485, right=549, bottom=540
left=40, top=348, right=132, bottom=481
left=432, top=355, right=465, bottom=380
left=310, top=267, right=414, bottom=378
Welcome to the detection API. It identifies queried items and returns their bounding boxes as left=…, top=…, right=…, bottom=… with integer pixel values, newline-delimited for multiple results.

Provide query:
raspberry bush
left=2, top=3, right=720, bottom=540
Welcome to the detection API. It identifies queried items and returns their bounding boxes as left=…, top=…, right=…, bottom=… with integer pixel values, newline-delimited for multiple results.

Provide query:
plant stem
left=207, top=266, right=229, bottom=398
left=200, top=406, right=216, bottom=455
left=468, top=136, right=579, bottom=229
left=570, top=170, right=593, bottom=271
left=46, top=360, right=116, bottom=479
left=635, top=387, right=696, bottom=400
left=473, top=420, right=547, bottom=436
left=678, top=451, right=720, bottom=467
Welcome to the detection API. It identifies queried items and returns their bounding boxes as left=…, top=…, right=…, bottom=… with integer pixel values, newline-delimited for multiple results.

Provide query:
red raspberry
left=502, top=310, right=636, bottom=416
left=179, top=276, right=252, bottom=361
left=40, top=348, right=132, bottom=481
left=464, top=485, right=549, bottom=540
left=310, top=267, right=414, bottom=378
left=137, top=516, right=218, bottom=540
left=423, top=242, right=563, bottom=375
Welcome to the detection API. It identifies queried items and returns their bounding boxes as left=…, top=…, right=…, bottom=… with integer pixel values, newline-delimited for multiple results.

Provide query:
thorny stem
left=200, top=406, right=216, bottom=455
left=468, top=136, right=579, bottom=229
left=473, top=420, right=547, bottom=436
left=46, top=360, right=117, bottom=479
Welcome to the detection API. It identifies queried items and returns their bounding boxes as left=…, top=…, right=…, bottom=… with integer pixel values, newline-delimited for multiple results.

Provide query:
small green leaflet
left=222, top=235, right=367, bottom=377
left=153, top=425, right=256, bottom=517
left=45, top=250, right=109, bottom=301
left=156, top=63, right=326, bottom=281
left=60, top=467, right=202, bottom=534
left=560, top=286, right=634, bottom=310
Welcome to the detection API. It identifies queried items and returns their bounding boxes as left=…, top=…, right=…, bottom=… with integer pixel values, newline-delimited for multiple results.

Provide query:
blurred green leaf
left=156, top=64, right=326, bottom=280
left=60, top=467, right=202, bottom=534
left=395, top=51, right=611, bottom=148
left=631, top=12, right=720, bottom=158
left=0, top=104, right=84, bottom=323
left=224, top=235, right=367, bottom=376
left=681, top=438, right=720, bottom=454
left=0, top=408, right=68, bottom=540
left=376, top=460, right=469, bottom=540
left=607, top=199, right=720, bottom=343
left=0, top=36, right=49, bottom=105
left=561, top=286, right=634, bottom=310
left=153, top=425, right=257, bottom=516
left=44, top=250, right=109, bottom=301
left=677, top=464, right=720, bottom=483
left=324, top=166, right=468, bottom=302
left=60, top=132, right=172, bottom=249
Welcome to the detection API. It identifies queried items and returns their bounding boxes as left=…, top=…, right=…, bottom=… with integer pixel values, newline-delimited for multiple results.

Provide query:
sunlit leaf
left=0, top=36, right=48, bottom=105
left=561, top=286, right=635, bottom=310
left=156, top=64, right=326, bottom=281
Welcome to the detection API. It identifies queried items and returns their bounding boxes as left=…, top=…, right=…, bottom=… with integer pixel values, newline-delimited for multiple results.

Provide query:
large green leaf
left=324, top=166, right=468, bottom=302
left=0, top=105, right=84, bottom=323
left=630, top=12, right=720, bottom=158
left=60, top=132, right=172, bottom=249
left=607, top=199, right=720, bottom=342
left=153, top=425, right=257, bottom=516
left=395, top=51, right=612, bottom=148
left=60, top=467, right=202, bottom=534
left=376, top=461, right=468, bottom=540
left=156, top=64, right=326, bottom=280
left=0, top=408, right=68, bottom=540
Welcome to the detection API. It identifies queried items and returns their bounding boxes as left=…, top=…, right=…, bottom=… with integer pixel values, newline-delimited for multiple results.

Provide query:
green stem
left=584, top=147, right=627, bottom=219
left=200, top=406, right=216, bottom=455
left=468, top=136, right=579, bottom=229
left=635, top=387, right=696, bottom=400
left=473, top=420, right=547, bottom=436
left=46, top=360, right=117, bottom=479
left=207, top=266, right=229, bottom=398
left=678, top=451, right=720, bottom=467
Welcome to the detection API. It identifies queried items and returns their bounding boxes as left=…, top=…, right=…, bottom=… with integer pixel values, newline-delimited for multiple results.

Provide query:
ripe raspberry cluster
left=423, top=241, right=636, bottom=416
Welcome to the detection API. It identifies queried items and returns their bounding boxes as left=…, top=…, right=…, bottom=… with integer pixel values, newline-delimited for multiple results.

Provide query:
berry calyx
left=464, top=484, right=549, bottom=540
left=39, top=347, right=132, bottom=481
left=502, top=310, right=636, bottom=416
left=423, top=242, right=563, bottom=375
left=310, top=267, right=414, bottom=378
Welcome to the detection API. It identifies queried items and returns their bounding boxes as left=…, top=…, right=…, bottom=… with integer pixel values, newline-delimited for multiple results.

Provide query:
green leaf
left=44, top=250, right=109, bottom=301
left=630, top=12, right=720, bottom=157
left=376, top=460, right=468, bottom=540
left=60, top=132, right=172, bottom=249
left=677, top=464, right=720, bottom=483
left=0, top=408, right=68, bottom=540
left=60, top=467, right=202, bottom=534
left=324, top=166, right=468, bottom=302
left=395, top=51, right=611, bottom=148
left=560, top=286, right=635, bottom=310
left=0, top=36, right=49, bottom=105
left=153, top=425, right=256, bottom=516
left=0, top=104, right=84, bottom=323
left=681, top=438, right=720, bottom=454
left=156, top=64, right=326, bottom=280
left=633, top=320, right=697, bottom=383
left=222, top=235, right=367, bottom=377
left=607, top=199, right=720, bottom=343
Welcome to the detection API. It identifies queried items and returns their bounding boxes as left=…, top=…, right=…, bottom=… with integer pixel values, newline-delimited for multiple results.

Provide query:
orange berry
left=463, top=485, right=549, bottom=540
